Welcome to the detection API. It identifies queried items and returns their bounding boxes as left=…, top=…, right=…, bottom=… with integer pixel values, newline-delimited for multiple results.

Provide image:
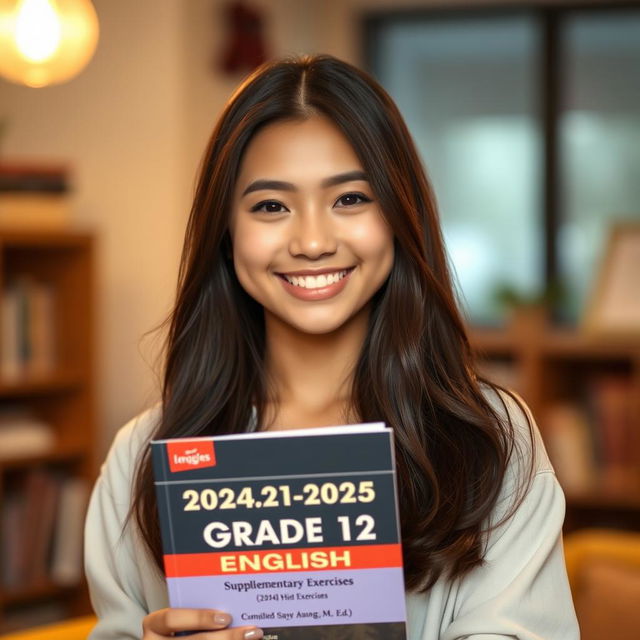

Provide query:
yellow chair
left=564, top=527, right=640, bottom=640
left=0, top=615, right=96, bottom=640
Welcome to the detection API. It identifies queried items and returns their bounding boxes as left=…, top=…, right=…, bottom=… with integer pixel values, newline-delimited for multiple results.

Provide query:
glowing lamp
left=0, top=0, right=99, bottom=88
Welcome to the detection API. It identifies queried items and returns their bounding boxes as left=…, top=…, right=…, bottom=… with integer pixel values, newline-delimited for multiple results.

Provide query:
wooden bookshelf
left=0, top=231, right=96, bottom=632
left=469, top=308, right=640, bottom=533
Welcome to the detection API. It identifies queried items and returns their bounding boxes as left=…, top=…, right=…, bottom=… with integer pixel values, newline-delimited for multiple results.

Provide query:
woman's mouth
left=276, top=267, right=355, bottom=300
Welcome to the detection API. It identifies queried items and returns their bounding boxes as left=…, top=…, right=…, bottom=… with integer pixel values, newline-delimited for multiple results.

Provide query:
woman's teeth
left=283, top=269, right=350, bottom=289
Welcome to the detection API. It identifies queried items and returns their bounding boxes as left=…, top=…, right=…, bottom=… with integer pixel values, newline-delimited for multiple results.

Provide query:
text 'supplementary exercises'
left=151, top=424, right=406, bottom=639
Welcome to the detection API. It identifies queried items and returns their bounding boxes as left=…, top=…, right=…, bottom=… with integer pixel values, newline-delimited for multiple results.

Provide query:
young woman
left=84, top=54, right=579, bottom=640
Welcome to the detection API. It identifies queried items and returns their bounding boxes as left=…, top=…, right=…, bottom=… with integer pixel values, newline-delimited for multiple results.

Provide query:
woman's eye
left=336, top=192, right=371, bottom=207
left=250, top=200, right=287, bottom=214
left=250, top=193, right=371, bottom=213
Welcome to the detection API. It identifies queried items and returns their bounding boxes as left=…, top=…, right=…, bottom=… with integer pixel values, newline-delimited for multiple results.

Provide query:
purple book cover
left=151, top=424, right=407, bottom=639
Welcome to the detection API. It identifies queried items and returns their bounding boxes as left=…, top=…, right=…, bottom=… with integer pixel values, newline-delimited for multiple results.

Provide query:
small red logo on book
left=167, top=441, right=216, bottom=472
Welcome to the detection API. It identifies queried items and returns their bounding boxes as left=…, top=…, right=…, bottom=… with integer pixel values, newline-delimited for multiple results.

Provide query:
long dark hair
left=129, top=53, right=536, bottom=592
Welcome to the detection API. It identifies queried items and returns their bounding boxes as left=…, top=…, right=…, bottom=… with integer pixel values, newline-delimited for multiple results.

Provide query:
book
left=17, top=469, right=56, bottom=588
left=587, top=374, right=639, bottom=491
left=543, top=402, right=599, bottom=495
left=25, top=278, right=56, bottom=376
left=0, top=469, right=52, bottom=589
left=1, top=277, right=57, bottom=380
left=0, top=162, right=69, bottom=193
left=50, top=476, right=90, bottom=586
left=1, top=484, right=23, bottom=588
left=26, top=470, right=61, bottom=585
left=1, top=285, right=20, bottom=379
left=151, top=424, right=407, bottom=639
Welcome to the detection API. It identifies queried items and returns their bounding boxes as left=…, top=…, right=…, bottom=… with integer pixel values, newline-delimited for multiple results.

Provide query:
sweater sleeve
left=441, top=471, right=579, bottom=640
left=84, top=407, right=164, bottom=640
left=440, top=390, right=580, bottom=640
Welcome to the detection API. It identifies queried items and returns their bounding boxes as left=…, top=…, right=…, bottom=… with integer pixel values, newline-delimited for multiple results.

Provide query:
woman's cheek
left=348, top=216, right=394, bottom=265
left=232, top=224, right=280, bottom=289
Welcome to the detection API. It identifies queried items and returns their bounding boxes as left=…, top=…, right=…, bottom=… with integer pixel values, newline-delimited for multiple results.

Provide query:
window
left=366, top=5, right=640, bottom=326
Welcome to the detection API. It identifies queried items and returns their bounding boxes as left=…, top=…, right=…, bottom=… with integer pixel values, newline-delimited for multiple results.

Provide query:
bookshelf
left=470, top=308, right=640, bottom=534
left=0, top=231, right=95, bottom=633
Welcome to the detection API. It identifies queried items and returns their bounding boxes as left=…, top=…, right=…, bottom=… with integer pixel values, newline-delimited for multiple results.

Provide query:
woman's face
left=229, top=115, right=394, bottom=335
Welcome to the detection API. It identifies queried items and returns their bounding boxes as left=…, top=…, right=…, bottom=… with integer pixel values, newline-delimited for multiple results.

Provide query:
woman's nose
left=288, top=211, right=338, bottom=259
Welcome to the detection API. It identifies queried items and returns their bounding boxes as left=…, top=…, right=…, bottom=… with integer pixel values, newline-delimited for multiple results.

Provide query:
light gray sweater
left=84, top=390, right=580, bottom=639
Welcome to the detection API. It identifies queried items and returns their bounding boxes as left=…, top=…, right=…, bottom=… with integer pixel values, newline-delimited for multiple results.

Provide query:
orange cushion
left=0, top=615, right=96, bottom=640
left=574, top=558, right=640, bottom=640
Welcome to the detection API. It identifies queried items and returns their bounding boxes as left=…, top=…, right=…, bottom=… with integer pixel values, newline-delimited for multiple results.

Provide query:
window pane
left=369, top=15, right=543, bottom=325
left=559, top=11, right=640, bottom=322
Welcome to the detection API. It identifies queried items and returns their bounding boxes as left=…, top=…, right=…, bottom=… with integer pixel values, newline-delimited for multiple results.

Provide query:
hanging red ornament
left=219, top=1, right=268, bottom=74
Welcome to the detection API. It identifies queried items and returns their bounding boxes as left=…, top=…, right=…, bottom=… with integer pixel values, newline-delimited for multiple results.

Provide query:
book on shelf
left=544, top=402, right=599, bottom=495
left=50, top=476, right=91, bottom=586
left=544, top=372, right=640, bottom=497
left=1, top=275, right=56, bottom=380
left=1, top=469, right=59, bottom=590
left=18, top=469, right=61, bottom=586
left=151, top=424, right=407, bottom=640
left=587, top=373, right=640, bottom=491
left=0, top=468, right=90, bottom=591
left=0, top=487, right=23, bottom=589
left=0, top=162, right=69, bottom=192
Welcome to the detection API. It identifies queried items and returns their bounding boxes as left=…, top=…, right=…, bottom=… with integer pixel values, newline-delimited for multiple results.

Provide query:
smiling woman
left=227, top=116, right=396, bottom=429
left=83, top=54, right=579, bottom=640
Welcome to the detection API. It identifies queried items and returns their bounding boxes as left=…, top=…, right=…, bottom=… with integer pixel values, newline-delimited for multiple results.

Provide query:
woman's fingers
left=142, top=607, right=262, bottom=639
left=142, top=608, right=229, bottom=634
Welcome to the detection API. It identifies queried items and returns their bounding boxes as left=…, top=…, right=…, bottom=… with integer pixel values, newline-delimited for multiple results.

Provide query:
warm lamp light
left=0, top=0, right=99, bottom=88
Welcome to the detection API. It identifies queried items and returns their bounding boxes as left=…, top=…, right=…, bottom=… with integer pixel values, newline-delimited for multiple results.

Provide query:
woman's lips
left=277, top=267, right=355, bottom=301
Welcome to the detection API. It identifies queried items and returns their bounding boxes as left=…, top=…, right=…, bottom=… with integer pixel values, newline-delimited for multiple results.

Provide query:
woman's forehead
left=235, top=117, right=363, bottom=188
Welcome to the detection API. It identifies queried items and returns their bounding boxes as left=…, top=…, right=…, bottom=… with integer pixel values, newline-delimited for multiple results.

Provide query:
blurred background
left=0, top=0, right=638, bottom=638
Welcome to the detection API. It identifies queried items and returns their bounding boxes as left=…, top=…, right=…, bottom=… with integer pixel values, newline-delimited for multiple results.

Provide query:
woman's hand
left=142, top=608, right=263, bottom=639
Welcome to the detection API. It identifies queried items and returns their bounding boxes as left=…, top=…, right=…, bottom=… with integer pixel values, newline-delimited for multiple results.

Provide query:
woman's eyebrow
left=241, top=170, right=369, bottom=197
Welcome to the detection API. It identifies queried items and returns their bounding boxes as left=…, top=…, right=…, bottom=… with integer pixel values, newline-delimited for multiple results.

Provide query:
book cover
left=151, top=424, right=407, bottom=639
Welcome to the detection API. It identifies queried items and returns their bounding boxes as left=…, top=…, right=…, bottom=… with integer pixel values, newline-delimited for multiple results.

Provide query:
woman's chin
left=266, top=309, right=359, bottom=337
left=286, top=318, right=351, bottom=336
left=263, top=302, right=370, bottom=337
